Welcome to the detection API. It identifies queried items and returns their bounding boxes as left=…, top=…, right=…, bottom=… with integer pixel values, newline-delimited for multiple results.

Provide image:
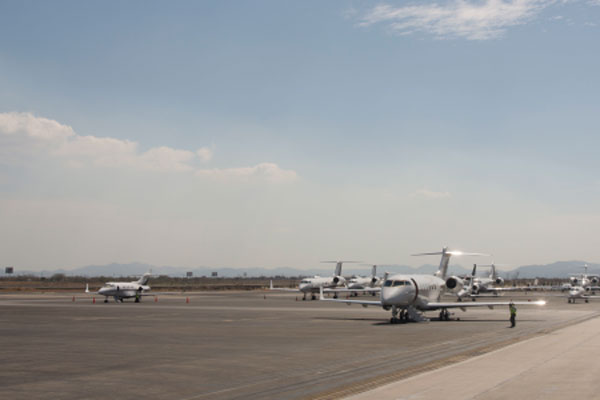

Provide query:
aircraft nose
left=382, top=287, right=413, bottom=306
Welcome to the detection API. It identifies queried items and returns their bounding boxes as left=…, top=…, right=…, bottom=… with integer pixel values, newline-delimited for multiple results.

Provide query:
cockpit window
left=385, top=280, right=410, bottom=287
left=300, top=280, right=310, bottom=284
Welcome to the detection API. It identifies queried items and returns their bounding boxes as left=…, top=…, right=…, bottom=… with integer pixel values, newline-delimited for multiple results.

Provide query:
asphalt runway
left=0, top=291, right=597, bottom=400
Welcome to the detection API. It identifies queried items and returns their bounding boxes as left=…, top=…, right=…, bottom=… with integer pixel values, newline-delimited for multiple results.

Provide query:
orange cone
left=72, top=296, right=75, bottom=302
left=154, top=296, right=158, bottom=302
left=186, top=297, right=190, bottom=304
left=92, top=297, right=96, bottom=304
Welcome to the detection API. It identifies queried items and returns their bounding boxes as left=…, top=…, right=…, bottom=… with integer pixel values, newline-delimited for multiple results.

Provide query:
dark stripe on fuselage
left=410, top=278, right=419, bottom=304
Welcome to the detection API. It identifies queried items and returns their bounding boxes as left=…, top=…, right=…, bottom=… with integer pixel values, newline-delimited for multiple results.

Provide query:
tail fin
left=371, top=265, right=377, bottom=279
left=321, top=261, right=360, bottom=277
left=412, top=247, right=488, bottom=280
left=85, top=283, right=89, bottom=293
left=469, top=264, right=477, bottom=290
left=136, top=271, right=152, bottom=285
left=335, top=262, right=342, bottom=277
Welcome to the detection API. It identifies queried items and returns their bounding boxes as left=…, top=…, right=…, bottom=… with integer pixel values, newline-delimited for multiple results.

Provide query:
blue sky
left=1, top=1, right=600, bottom=270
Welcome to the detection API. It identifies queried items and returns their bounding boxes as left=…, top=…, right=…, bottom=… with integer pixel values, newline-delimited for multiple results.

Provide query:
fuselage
left=299, top=276, right=346, bottom=293
left=381, top=274, right=444, bottom=309
left=98, top=281, right=150, bottom=299
left=347, top=276, right=380, bottom=290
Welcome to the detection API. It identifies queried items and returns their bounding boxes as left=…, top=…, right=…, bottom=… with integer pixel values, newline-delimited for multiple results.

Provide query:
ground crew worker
left=509, top=301, right=517, bottom=328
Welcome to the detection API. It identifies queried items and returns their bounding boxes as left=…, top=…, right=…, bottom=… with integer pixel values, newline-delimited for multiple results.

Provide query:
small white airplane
left=455, top=263, right=521, bottom=300
left=270, top=261, right=355, bottom=300
left=346, top=265, right=380, bottom=296
left=86, top=272, right=152, bottom=303
left=320, top=247, right=545, bottom=323
left=567, top=265, right=600, bottom=303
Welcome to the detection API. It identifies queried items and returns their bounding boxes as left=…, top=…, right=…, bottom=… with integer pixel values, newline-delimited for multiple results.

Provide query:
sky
left=1, top=0, right=600, bottom=271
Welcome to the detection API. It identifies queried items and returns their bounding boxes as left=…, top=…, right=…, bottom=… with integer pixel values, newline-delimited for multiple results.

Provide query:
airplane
left=566, top=265, right=600, bottom=303
left=320, top=247, right=545, bottom=323
left=86, top=272, right=152, bottom=303
left=454, top=263, right=522, bottom=301
left=346, top=265, right=381, bottom=296
left=270, top=261, right=355, bottom=300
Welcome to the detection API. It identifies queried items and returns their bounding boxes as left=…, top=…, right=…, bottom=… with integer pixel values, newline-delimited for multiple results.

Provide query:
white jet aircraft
left=567, top=265, right=600, bottom=303
left=320, top=247, right=545, bottom=323
left=346, top=265, right=380, bottom=296
left=455, top=263, right=521, bottom=301
left=270, top=261, right=355, bottom=300
left=86, top=272, right=152, bottom=303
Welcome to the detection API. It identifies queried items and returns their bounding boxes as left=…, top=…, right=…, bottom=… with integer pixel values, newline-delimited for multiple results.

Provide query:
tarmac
left=0, top=290, right=597, bottom=400
left=347, top=309, right=600, bottom=399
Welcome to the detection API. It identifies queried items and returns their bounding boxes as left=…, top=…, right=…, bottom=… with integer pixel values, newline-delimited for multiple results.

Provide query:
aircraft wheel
left=135, top=298, right=140, bottom=303
left=311, top=294, right=316, bottom=300
left=104, top=299, right=108, bottom=303
left=586, top=299, right=589, bottom=303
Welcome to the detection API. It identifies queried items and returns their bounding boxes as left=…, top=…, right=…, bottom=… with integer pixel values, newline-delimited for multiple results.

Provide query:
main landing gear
left=389, top=306, right=409, bottom=324
left=439, top=309, right=451, bottom=321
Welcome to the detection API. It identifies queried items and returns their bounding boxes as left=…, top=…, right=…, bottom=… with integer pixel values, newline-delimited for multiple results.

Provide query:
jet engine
left=591, top=277, right=599, bottom=285
left=571, top=277, right=579, bottom=285
left=495, top=277, right=504, bottom=285
left=445, top=276, right=464, bottom=293
left=332, top=276, right=345, bottom=285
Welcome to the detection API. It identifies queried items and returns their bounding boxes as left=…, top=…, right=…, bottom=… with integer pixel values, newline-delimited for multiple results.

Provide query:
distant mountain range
left=6, top=260, right=600, bottom=279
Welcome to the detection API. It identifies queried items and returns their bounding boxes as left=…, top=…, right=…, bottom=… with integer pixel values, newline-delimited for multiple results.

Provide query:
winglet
left=85, top=283, right=89, bottom=293
left=270, top=280, right=273, bottom=290
left=319, top=285, right=325, bottom=300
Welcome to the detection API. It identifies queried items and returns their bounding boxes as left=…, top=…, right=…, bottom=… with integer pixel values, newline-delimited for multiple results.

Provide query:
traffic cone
left=154, top=296, right=158, bottom=302
left=186, top=297, right=190, bottom=304
left=93, top=297, right=96, bottom=304
left=72, top=296, right=75, bottom=302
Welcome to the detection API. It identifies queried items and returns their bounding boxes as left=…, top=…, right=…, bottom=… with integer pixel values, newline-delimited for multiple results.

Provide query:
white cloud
left=411, top=189, right=452, bottom=198
left=0, top=111, right=75, bottom=141
left=196, top=146, right=213, bottom=163
left=359, top=0, right=557, bottom=40
left=196, top=162, right=298, bottom=183
left=0, top=112, right=297, bottom=181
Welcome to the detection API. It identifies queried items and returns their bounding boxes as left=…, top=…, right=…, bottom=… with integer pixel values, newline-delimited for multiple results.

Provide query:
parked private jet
left=86, top=272, right=152, bottom=303
left=320, top=247, right=545, bottom=323
left=270, top=261, right=354, bottom=300
left=567, top=266, right=600, bottom=303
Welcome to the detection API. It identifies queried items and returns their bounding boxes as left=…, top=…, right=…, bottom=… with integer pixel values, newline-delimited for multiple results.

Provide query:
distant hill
left=510, top=261, right=600, bottom=279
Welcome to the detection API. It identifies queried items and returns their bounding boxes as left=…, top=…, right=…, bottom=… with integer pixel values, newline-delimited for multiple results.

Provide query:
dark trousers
left=510, top=315, right=516, bottom=327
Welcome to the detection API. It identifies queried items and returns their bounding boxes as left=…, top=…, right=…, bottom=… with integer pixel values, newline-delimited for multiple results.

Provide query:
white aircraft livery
left=321, top=247, right=545, bottom=323
left=270, top=261, right=355, bottom=300
left=87, top=272, right=152, bottom=303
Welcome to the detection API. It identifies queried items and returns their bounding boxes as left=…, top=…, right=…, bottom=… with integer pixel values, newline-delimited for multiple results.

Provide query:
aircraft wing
left=424, top=300, right=546, bottom=310
left=319, top=286, right=382, bottom=306
left=324, top=287, right=381, bottom=293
